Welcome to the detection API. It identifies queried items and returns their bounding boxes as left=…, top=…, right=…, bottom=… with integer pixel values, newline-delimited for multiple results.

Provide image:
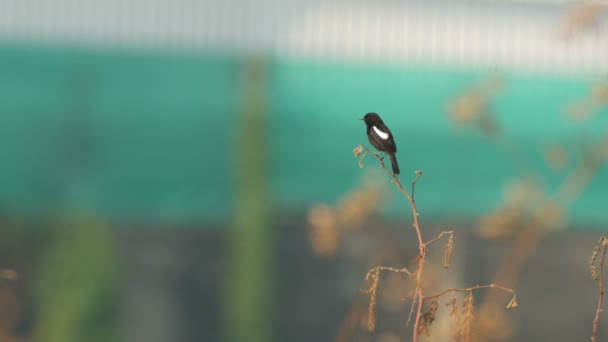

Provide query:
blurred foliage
left=308, top=170, right=388, bottom=257
left=30, top=217, right=118, bottom=342
left=561, top=0, right=608, bottom=41
left=223, top=57, right=274, bottom=342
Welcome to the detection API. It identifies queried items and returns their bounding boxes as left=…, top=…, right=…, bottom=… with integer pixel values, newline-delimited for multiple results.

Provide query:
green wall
left=1, top=43, right=607, bottom=224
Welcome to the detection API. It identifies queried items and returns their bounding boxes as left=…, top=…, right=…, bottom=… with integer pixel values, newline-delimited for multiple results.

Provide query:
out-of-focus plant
left=308, top=170, right=389, bottom=257
left=0, top=269, right=18, bottom=342
left=223, top=56, right=274, bottom=342
left=0, top=217, right=54, bottom=342
left=31, top=217, right=118, bottom=342
left=447, top=74, right=608, bottom=340
left=447, top=75, right=505, bottom=138
left=566, top=81, right=608, bottom=121
left=560, top=0, right=608, bottom=41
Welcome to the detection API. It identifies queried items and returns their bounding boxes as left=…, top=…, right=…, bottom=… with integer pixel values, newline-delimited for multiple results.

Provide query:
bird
left=360, top=112, right=400, bottom=175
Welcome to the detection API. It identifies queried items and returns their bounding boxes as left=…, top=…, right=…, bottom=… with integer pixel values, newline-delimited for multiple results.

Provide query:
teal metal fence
left=1, top=43, right=607, bottom=224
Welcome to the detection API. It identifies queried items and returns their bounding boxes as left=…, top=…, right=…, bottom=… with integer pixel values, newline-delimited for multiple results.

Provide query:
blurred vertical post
left=32, top=217, right=118, bottom=342
left=224, top=56, right=274, bottom=342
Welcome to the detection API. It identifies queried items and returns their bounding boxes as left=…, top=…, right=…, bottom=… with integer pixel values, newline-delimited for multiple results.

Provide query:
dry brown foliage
left=566, top=81, right=608, bottom=121
left=0, top=270, right=16, bottom=281
left=445, top=73, right=608, bottom=340
left=447, top=75, right=504, bottom=137
left=354, top=145, right=517, bottom=342
left=560, top=0, right=608, bottom=41
left=590, top=236, right=608, bottom=342
left=308, top=172, right=389, bottom=257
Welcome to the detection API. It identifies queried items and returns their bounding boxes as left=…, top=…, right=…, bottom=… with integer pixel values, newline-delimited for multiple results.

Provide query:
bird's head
left=360, top=112, right=383, bottom=126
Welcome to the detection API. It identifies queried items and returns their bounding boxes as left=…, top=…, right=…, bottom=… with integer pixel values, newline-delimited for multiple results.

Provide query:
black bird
left=360, top=112, right=400, bottom=175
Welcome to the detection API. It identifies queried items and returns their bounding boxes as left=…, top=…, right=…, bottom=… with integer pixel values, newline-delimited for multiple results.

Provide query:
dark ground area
left=117, top=217, right=606, bottom=342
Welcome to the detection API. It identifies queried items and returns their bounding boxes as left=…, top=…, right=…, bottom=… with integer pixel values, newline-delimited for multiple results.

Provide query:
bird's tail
left=389, top=153, right=400, bottom=175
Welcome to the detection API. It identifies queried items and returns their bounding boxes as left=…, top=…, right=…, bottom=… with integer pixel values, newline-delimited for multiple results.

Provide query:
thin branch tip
left=352, top=144, right=515, bottom=342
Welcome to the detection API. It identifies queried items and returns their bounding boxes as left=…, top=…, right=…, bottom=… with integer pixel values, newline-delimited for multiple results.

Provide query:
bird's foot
left=373, top=152, right=387, bottom=160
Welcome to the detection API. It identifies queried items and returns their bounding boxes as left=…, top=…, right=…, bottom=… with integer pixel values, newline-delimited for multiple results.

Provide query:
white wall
left=0, top=0, right=606, bottom=73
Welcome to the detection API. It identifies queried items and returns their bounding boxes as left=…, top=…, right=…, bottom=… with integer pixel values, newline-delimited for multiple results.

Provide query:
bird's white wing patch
left=373, top=126, right=389, bottom=140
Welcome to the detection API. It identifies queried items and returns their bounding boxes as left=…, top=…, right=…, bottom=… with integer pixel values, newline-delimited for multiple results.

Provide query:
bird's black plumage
left=361, top=112, right=400, bottom=175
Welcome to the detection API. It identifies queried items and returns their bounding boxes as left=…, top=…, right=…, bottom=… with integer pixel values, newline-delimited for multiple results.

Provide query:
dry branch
left=354, top=144, right=517, bottom=341
left=591, top=236, right=608, bottom=342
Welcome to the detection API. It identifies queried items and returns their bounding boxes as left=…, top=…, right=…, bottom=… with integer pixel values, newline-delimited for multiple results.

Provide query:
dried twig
left=360, top=266, right=412, bottom=332
left=424, top=284, right=518, bottom=308
left=591, top=236, right=608, bottom=342
left=354, top=144, right=517, bottom=341
left=425, top=230, right=454, bottom=247
left=462, top=290, right=475, bottom=342
left=445, top=232, right=454, bottom=269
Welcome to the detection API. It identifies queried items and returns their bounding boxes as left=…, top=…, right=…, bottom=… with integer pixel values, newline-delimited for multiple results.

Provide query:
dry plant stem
left=424, top=284, right=517, bottom=303
left=361, top=266, right=413, bottom=332
left=365, top=266, right=412, bottom=278
left=359, top=146, right=426, bottom=341
left=425, top=230, right=454, bottom=246
left=364, top=149, right=424, bottom=247
left=356, top=145, right=515, bottom=341
left=359, top=146, right=445, bottom=341
left=591, top=237, right=608, bottom=342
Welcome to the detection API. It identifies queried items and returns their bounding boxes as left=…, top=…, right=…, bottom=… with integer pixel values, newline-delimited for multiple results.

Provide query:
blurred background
left=0, top=0, right=608, bottom=341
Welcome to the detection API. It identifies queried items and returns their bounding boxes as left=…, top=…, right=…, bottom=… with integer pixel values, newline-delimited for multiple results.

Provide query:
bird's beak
left=359, top=117, right=364, bottom=120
